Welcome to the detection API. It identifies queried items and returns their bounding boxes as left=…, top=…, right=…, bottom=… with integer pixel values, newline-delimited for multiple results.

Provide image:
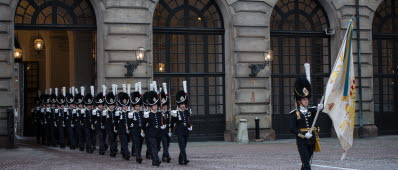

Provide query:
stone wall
left=0, top=0, right=385, bottom=147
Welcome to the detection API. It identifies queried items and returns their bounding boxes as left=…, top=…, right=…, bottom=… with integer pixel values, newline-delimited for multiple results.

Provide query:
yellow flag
left=323, top=18, right=356, bottom=159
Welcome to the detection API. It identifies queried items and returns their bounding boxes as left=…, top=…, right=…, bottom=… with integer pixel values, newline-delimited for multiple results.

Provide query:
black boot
left=136, top=157, right=143, bottom=164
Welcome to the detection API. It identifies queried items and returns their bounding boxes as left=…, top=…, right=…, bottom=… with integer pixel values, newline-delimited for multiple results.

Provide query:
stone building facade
left=1, top=0, right=397, bottom=147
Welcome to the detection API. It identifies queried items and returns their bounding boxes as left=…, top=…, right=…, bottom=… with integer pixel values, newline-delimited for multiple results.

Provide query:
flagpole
left=309, top=96, right=324, bottom=134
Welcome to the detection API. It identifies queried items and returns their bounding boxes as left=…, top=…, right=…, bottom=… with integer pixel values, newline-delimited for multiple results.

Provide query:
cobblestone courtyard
left=1, top=135, right=397, bottom=170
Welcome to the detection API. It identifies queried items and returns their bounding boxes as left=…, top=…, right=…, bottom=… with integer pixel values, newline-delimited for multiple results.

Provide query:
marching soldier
left=44, top=90, right=52, bottom=146
left=32, top=94, right=42, bottom=144
left=289, top=76, right=323, bottom=170
left=170, top=81, right=192, bottom=165
left=39, top=93, right=47, bottom=145
left=143, top=90, right=164, bottom=166
left=160, top=84, right=172, bottom=163
left=142, top=91, right=152, bottom=159
left=94, top=85, right=107, bottom=155
left=65, top=88, right=77, bottom=149
left=117, top=87, right=131, bottom=160
left=128, top=84, right=145, bottom=164
left=105, top=84, right=119, bottom=157
left=57, top=87, right=67, bottom=148
left=84, top=86, right=96, bottom=153
left=75, top=87, right=86, bottom=151
left=49, top=89, right=58, bottom=147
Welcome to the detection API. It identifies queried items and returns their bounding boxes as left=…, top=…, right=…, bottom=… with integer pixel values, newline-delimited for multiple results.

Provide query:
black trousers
left=35, top=123, right=41, bottom=143
left=161, top=134, right=170, bottom=158
left=149, top=137, right=161, bottom=162
left=77, top=124, right=85, bottom=150
left=119, top=131, right=130, bottom=158
left=67, top=124, right=76, bottom=148
left=106, top=128, right=118, bottom=156
left=97, top=127, right=106, bottom=154
left=297, top=142, right=315, bottom=170
left=84, top=127, right=93, bottom=152
left=40, top=123, right=46, bottom=144
left=58, top=122, right=65, bottom=147
left=131, top=134, right=143, bottom=159
left=177, top=135, right=189, bottom=163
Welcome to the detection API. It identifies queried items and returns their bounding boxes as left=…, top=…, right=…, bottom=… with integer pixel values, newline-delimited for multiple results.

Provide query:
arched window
left=372, top=0, right=398, bottom=135
left=270, top=0, right=332, bottom=138
left=153, top=0, right=225, bottom=140
left=15, top=0, right=96, bottom=29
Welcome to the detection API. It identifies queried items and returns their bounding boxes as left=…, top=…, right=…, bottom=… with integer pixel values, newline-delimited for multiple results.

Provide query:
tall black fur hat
left=175, top=90, right=188, bottom=105
left=294, top=76, right=311, bottom=100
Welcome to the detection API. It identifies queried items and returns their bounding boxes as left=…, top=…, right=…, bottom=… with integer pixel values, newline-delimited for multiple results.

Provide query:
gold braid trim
left=300, top=128, right=321, bottom=152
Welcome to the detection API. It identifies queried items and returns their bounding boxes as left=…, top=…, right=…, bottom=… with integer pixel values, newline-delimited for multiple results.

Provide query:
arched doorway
left=14, top=0, right=97, bottom=136
left=152, top=0, right=226, bottom=141
left=372, top=0, right=398, bottom=135
left=270, top=0, right=332, bottom=138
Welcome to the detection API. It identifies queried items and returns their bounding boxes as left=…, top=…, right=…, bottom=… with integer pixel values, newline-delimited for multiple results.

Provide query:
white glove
left=168, top=132, right=172, bottom=137
left=62, top=123, right=66, bottom=127
left=128, top=112, right=134, bottom=119
left=161, top=125, right=166, bottom=129
left=305, top=132, right=313, bottom=139
left=188, top=126, right=192, bottom=131
left=91, top=125, right=94, bottom=130
left=101, top=125, right=105, bottom=129
left=71, top=124, right=74, bottom=127
left=115, top=111, right=120, bottom=116
left=54, top=122, right=57, bottom=127
left=141, top=132, right=145, bottom=137
left=114, top=129, right=118, bottom=133
left=143, top=111, right=149, bottom=118
left=317, top=104, right=324, bottom=110
left=170, top=110, right=177, bottom=117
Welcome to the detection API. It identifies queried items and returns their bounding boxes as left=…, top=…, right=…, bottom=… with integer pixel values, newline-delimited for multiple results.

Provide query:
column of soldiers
left=32, top=81, right=193, bottom=166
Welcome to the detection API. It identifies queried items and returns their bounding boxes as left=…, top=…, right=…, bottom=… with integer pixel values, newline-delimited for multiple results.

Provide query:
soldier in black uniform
left=94, top=87, right=107, bottom=155
left=32, top=96, right=41, bottom=144
left=84, top=86, right=96, bottom=153
left=105, top=88, right=119, bottom=157
left=39, top=94, right=48, bottom=145
left=57, top=87, right=67, bottom=148
left=65, top=91, right=77, bottom=149
left=143, top=91, right=163, bottom=166
left=75, top=88, right=86, bottom=151
left=160, top=90, right=172, bottom=163
left=142, top=91, right=152, bottom=159
left=49, top=90, right=58, bottom=147
left=117, top=91, right=131, bottom=160
left=170, top=90, right=192, bottom=165
left=128, top=90, right=145, bottom=164
left=289, top=77, right=323, bottom=170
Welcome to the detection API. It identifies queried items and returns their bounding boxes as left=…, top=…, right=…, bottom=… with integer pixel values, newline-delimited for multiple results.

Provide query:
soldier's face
left=46, top=104, right=50, bottom=108
left=122, top=106, right=128, bottom=111
left=60, top=104, right=64, bottom=108
left=51, top=104, right=56, bottom=108
left=151, top=105, right=158, bottom=111
left=69, top=104, right=75, bottom=108
left=109, top=105, right=115, bottom=110
left=299, top=98, right=309, bottom=107
left=179, top=104, right=186, bottom=110
left=78, top=104, right=83, bottom=108
left=97, top=105, right=104, bottom=110
left=87, top=105, right=93, bottom=109
left=134, top=105, right=140, bottom=111
left=162, top=105, right=167, bottom=110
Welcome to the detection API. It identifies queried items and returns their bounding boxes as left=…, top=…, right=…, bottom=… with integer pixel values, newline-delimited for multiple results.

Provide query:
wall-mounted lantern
left=124, top=47, right=145, bottom=77
left=249, top=49, right=273, bottom=77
